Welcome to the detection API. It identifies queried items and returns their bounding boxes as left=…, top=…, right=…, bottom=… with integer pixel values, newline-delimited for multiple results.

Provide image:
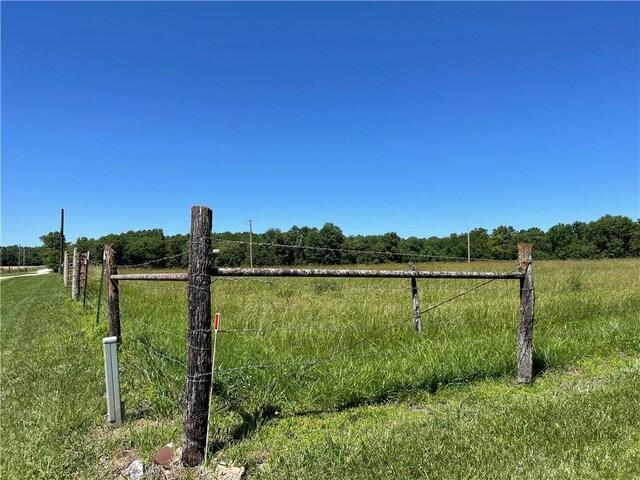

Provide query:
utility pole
left=248, top=219, right=253, bottom=268
left=467, top=227, right=471, bottom=264
left=59, top=208, right=65, bottom=274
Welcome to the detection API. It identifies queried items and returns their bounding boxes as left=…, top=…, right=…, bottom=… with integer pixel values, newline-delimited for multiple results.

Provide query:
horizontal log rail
left=110, top=272, right=188, bottom=281
left=110, top=267, right=523, bottom=282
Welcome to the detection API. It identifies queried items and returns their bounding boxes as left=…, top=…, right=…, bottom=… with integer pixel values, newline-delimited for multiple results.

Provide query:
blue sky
left=2, top=2, right=638, bottom=246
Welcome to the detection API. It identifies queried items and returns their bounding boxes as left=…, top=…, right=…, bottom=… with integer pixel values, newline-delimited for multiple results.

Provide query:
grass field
left=1, top=259, right=639, bottom=478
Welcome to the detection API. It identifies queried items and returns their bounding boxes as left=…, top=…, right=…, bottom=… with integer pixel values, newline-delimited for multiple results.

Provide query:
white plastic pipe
left=103, top=336, right=122, bottom=426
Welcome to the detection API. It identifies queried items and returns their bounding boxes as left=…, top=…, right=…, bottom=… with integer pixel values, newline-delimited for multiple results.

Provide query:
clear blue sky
left=2, top=2, right=638, bottom=246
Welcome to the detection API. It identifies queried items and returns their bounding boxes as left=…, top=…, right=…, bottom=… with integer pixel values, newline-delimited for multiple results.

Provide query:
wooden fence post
left=409, top=263, right=422, bottom=333
left=182, top=206, right=213, bottom=467
left=105, top=245, right=121, bottom=341
left=72, top=248, right=80, bottom=300
left=517, top=243, right=535, bottom=384
left=63, top=251, right=69, bottom=287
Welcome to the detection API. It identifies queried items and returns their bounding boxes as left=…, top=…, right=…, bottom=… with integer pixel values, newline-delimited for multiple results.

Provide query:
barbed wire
left=536, top=306, right=640, bottom=322
left=118, top=251, right=189, bottom=269
left=121, top=312, right=187, bottom=342
left=418, top=278, right=499, bottom=315
left=536, top=287, right=640, bottom=294
left=218, top=321, right=413, bottom=335
left=210, top=237, right=517, bottom=263
left=208, top=279, right=492, bottom=412
left=135, top=338, right=186, bottom=367
left=210, top=276, right=519, bottom=294
left=215, top=335, right=516, bottom=374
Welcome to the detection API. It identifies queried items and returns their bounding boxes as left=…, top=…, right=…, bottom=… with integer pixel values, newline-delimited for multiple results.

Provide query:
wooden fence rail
left=110, top=268, right=523, bottom=282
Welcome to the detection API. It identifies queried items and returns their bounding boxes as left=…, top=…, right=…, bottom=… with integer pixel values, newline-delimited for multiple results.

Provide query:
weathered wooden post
left=72, top=248, right=80, bottom=300
left=105, top=245, right=121, bottom=341
left=517, top=243, right=535, bottom=384
left=63, top=251, right=69, bottom=287
left=182, top=206, right=213, bottom=467
left=409, top=263, right=422, bottom=333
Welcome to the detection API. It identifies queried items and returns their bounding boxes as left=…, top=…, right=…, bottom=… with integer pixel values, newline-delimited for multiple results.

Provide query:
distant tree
left=445, top=233, right=467, bottom=259
left=254, top=229, right=287, bottom=266
left=317, top=223, right=345, bottom=264
left=298, top=227, right=323, bottom=265
left=39, top=231, right=63, bottom=269
left=489, top=226, right=517, bottom=260
left=629, top=220, right=640, bottom=257
left=125, top=230, right=166, bottom=267
left=469, top=228, right=490, bottom=260
left=586, top=215, right=635, bottom=258
left=547, top=224, right=574, bottom=259
left=284, top=226, right=306, bottom=265
left=35, top=213, right=639, bottom=272
left=216, top=241, right=246, bottom=267
left=165, top=234, right=189, bottom=268
left=398, top=236, right=425, bottom=263
left=517, top=228, right=551, bottom=259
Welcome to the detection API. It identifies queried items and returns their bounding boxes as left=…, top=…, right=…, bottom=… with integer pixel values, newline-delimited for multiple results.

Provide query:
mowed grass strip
left=0, top=274, right=105, bottom=479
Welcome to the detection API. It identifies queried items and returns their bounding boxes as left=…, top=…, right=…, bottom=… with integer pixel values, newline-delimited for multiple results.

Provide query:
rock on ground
left=122, top=459, right=144, bottom=480
left=214, top=463, right=246, bottom=480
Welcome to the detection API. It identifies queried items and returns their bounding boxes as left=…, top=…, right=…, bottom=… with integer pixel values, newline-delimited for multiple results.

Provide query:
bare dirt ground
left=0, top=269, right=53, bottom=282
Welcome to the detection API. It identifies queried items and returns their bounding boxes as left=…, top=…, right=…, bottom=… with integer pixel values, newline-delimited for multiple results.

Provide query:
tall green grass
left=89, top=259, right=640, bottom=452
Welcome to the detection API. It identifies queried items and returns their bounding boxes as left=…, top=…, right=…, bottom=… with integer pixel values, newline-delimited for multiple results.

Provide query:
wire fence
left=74, top=243, right=640, bottom=447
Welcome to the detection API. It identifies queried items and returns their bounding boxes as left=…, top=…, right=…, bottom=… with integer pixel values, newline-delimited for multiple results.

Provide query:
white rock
left=122, top=459, right=144, bottom=480
left=197, top=465, right=214, bottom=479
left=215, top=464, right=245, bottom=480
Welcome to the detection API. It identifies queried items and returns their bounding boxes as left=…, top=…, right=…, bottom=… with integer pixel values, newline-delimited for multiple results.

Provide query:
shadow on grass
left=208, top=379, right=281, bottom=454
left=533, top=350, right=550, bottom=378
left=207, top=363, right=526, bottom=453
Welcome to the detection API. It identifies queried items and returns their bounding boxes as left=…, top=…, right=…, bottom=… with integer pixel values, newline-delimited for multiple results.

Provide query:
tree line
left=2, top=214, right=638, bottom=269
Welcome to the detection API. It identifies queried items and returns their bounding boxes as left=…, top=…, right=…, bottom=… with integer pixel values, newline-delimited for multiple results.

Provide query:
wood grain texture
left=182, top=206, right=213, bottom=467
left=105, top=245, right=121, bottom=341
left=517, top=243, right=535, bottom=384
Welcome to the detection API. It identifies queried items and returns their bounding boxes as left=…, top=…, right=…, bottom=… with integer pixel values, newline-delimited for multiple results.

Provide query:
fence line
left=101, top=205, right=536, bottom=467
left=119, top=251, right=189, bottom=269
